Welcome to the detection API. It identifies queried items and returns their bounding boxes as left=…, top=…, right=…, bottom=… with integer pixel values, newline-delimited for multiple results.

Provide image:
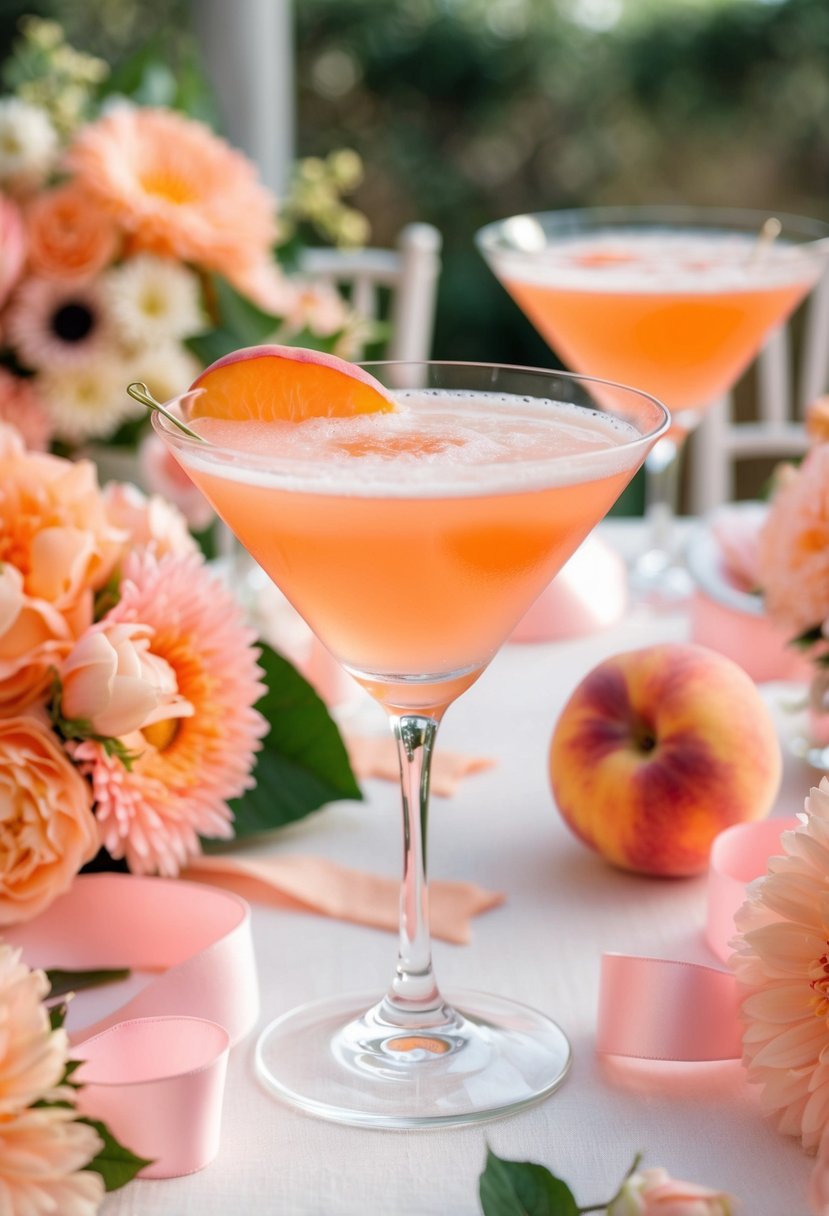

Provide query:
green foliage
left=219, top=643, right=362, bottom=845
left=479, top=1149, right=579, bottom=1216
left=79, top=1117, right=153, bottom=1191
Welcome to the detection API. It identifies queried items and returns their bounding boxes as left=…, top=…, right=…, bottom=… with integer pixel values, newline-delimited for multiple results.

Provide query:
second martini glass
left=151, top=358, right=667, bottom=1129
left=476, top=205, right=829, bottom=602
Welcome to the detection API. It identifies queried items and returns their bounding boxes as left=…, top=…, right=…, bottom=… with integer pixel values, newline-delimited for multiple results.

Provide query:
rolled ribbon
left=4, top=873, right=258, bottom=1178
left=596, top=816, right=798, bottom=1062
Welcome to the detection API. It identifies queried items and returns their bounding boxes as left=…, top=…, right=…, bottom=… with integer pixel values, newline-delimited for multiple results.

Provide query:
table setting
left=3, top=14, right=829, bottom=1216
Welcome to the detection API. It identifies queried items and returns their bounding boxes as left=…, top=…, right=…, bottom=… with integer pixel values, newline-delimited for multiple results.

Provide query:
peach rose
left=0, top=424, right=124, bottom=616
left=759, top=444, right=829, bottom=636
left=0, top=564, right=74, bottom=716
left=0, top=192, right=25, bottom=307
left=103, top=480, right=199, bottom=558
left=24, top=181, right=119, bottom=281
left=0, top=716, right=99, bottom=924
left=608, top=1167, right=735, bottom=1215
left=61, top=620, right=192, bottom=738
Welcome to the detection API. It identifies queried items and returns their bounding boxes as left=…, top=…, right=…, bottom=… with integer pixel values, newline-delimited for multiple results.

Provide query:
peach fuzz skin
left=549, top=642, right=782, bottom=877
left=186, top=343, right=394, bottom=422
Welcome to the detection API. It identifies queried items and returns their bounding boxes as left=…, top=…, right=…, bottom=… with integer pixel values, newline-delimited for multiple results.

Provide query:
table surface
left=102, top=521, right=819, bottom=1216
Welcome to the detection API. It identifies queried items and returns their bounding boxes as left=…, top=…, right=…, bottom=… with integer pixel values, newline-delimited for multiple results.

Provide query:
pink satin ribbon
left=596, top=817, right=798, bottom=1062
left=4, top=873, right=258, bottom=1178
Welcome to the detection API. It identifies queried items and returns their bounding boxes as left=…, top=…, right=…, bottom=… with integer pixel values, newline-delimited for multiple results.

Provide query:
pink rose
left=0, top=565, right=74, bottom=716
left=608, top=1167, right=735, bottom=1216
left=0, top=716, right=99, bottom=924
left=61, top=620, right=192, bottom=738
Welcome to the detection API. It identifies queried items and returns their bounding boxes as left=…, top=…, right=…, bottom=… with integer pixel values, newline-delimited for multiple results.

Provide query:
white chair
left=298, top=222, right=442, bottom=361
left=687, top=266, right=829, bottom=514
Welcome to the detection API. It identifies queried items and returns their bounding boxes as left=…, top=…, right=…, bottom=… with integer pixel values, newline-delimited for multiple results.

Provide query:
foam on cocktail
left=495, top=231, right=824, bottom=294
left=185, top=390, right=644, bottom=495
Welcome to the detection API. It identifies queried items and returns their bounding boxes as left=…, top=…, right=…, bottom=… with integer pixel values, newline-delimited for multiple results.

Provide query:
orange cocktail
left=477, top=208, right=829, bottom=600
left=183, top=392, right=641, bottom=710
left=502, top=231, right=816, bottom=427
left=150, top=354, right=668, bottom=1132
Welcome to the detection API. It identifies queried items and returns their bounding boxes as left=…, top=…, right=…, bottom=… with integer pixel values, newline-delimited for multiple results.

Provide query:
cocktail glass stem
left=631, top=432, right=693, bottom=602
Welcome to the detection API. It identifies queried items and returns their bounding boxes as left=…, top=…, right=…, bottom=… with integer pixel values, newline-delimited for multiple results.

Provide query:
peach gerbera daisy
left=73, top=550, right=267, bottom=876
left=66, top=105, right=278, bottom=293
left=731, top=777, right=829, bottom=1152
left=759, top=445, right=829, bottom=638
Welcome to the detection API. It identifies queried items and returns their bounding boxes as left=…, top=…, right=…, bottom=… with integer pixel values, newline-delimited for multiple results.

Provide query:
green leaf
left=216, top=643, right=362, bottom=844
left=479, top=1149, right=579, bottom=1216
left=79, top=1117, right=153, bottom=1192
left=46, top=968, right=131, bottom=999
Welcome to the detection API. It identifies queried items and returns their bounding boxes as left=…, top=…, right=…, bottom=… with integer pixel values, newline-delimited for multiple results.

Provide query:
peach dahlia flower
left=0, top=716, right=99, bottom=925
left=66, top=105, right=278, bottom=292
left=731, top=777, right=829, bottom=1153
left=73, top=551, right=267, bottom=876
left=759, top=445, right=829, bottom=637
left=0, top=945, right=103, bottom=1214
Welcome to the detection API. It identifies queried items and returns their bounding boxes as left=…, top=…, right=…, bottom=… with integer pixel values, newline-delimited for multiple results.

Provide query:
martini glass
left=151, top=360, right=668, bottom=1129
left=476, top=206, right=829, bottom=603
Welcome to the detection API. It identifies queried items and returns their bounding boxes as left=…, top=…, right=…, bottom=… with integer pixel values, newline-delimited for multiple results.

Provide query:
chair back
left=299, top=223, right=442, bottom=362
left=687, top=266, right=829, bottom=513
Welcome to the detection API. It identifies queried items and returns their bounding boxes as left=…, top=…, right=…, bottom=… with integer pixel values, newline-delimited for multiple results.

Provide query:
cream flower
left=731, top=777, right=829, bottom=1152
left=0, top=99, right=59, bottom=193
left=0, top=1106, right=104, bottom=1216
left=36, top=356, right=133, bottom=443
left=102, top=253, right=204, bottom=346
left=123, top=340, right=202, bottom=411
left=759, top=445, right=829, bottom=637
left=61, top=620, right=192, bottom=738
left=0, top=716, right=98, bottom=924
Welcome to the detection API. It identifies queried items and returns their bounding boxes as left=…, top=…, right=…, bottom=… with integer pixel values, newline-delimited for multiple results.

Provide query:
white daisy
left=125, top=342, right=203, bottom=409
left=103, top=254, right=205, bottom=347
left=37, top=357, right=132, bottom=443
left=0, top=98, right=59, bottom=191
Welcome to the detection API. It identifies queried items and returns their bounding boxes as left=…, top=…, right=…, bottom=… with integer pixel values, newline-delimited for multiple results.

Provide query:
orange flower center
left=139, top=171, right=198, bottom=206
left=142, top=717, right=181, bottom=753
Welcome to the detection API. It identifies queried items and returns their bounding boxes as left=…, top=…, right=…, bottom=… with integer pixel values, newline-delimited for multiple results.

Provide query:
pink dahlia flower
left=73, top=551, right=267, bottom=875
left=759, top=445, right=829, bottom=637
left=0, top=192, right=25, bottom=307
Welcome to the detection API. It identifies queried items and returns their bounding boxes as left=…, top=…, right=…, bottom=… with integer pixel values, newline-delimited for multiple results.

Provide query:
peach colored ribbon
left=4, top=873, right=258, bottom=1178
left=344, top=732, right=496, bottom=797
left=181, top=853, right=503, bottom=945
left=596, top=817, right=798, bottom=1061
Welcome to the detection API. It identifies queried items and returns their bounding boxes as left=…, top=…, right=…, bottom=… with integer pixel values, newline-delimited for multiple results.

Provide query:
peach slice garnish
left=186, top=343, right=395, bottom=423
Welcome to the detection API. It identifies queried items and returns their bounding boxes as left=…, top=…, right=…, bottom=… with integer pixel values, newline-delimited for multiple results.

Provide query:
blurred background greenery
left=3, top=0, right=827, bottom=366
left=2, top=0, right=827, bottom=506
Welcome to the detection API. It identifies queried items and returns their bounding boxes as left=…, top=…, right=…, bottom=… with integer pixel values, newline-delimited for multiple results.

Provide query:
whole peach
left=549, top=642, right=782, bottom=877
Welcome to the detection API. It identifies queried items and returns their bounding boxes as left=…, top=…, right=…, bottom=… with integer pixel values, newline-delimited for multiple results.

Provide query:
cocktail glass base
left=254, top=988, right=571, bottom=1129
left=628, top=545, right=694, bottom=609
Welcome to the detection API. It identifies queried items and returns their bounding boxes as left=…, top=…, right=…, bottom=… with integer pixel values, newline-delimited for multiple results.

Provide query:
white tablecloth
left=103, top=522, right=818, bottom=1216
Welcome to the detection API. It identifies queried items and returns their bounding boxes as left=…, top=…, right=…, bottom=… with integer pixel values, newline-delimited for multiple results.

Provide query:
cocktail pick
left=127, top=381, right=205, bottom=442
left=750, top=216, right=782, bottom=263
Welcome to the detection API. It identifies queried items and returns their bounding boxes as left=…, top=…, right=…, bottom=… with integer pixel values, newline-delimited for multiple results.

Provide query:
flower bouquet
left=0, top=16, right=372, bottom=527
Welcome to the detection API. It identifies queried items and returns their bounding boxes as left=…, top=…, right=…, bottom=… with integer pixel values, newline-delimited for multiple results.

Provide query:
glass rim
left=150, top=358, right=670, bottom=480
left=475, top=203, right=829, bottom=256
